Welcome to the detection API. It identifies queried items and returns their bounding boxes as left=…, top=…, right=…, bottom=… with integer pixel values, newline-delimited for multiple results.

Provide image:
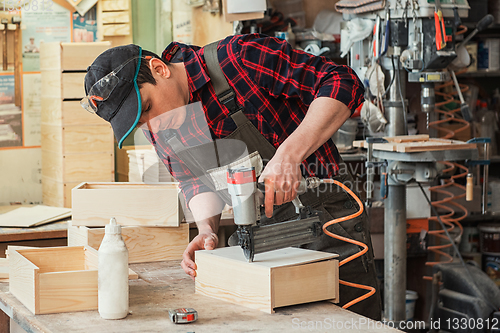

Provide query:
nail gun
left=226, top=167, right=323, bottom=262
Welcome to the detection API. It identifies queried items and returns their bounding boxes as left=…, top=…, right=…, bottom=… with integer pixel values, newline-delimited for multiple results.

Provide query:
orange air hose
left=321, top=179, right=376, bottom=309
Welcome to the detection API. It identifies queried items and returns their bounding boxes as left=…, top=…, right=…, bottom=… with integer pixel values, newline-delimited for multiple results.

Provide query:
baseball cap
left=83, top=44, right=146, bottom=148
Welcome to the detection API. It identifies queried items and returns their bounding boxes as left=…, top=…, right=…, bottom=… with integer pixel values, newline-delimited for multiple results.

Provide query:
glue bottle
left=98, top=217, right=129, bottom=319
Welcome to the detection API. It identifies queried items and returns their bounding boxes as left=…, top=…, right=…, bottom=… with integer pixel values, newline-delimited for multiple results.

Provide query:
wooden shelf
left=457, top=70, right=500, bottom=78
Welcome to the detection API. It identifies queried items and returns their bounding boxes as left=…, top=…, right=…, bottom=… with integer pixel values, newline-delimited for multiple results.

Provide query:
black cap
left=84, top=44, right=144, bottom=148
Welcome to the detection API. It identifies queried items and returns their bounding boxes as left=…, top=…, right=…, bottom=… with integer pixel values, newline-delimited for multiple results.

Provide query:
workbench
left=0, top=260, right=402, bottom=333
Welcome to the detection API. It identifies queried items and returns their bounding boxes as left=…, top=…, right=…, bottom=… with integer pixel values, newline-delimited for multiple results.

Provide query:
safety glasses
left=80, top=55, right=152, bottom=114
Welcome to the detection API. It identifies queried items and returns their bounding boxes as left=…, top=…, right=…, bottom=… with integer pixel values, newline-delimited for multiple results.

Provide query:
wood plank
left=195, top=247, right=338, bottom=313
left=42, top=176, right=65, bottom=207
left=60, top=42, right=110, bottom=71
left=40, top=69, right=62, bottom=99
left=71, top=182, right=182, bottom=227
left=63, top=125, right=113, bottom=154
left=63, top=152, right=114, bottom=182
left=17, top=247, right=85, bottom=273
left=385, top=134, right=429, bottom=143
left=62, top=73, right=87, bottom=99
left=101, top=0, right=129, bottom=11
left=38, top=270, right=98, bottom=314
left=40, top=42, right=62, bottom=72
left=41, top=97, right=62, bottom=126
left=41, top=150, right=63, bottom=182
left=62, top=100, right=108, bottom=126
left=41, top=124, right=63, bottom=155
left=8, top=249, right=38, bottom=314
left=103, top=23, right=131, bottom=37
left=0, top=258, right=9, bottom=279
left=101, top=11, right=130, bottom=24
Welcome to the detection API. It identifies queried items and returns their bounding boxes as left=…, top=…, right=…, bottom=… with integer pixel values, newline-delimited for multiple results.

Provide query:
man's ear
left=149, top=58, right=171, bottom=78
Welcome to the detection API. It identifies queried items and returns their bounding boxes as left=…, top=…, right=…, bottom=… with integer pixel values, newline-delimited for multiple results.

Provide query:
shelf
left=457, top=70, right=500, bottom=77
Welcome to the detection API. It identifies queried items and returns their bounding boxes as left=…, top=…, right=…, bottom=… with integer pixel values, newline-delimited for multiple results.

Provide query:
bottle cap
left=105, top=217, right=122, bottom=235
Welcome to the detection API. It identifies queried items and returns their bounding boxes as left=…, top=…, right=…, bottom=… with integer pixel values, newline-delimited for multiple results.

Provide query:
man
left=82, top=34, right=381, bottom=320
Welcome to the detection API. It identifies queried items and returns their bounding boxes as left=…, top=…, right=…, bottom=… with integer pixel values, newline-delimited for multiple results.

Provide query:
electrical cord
left=319, top=178, right=376, bottom=309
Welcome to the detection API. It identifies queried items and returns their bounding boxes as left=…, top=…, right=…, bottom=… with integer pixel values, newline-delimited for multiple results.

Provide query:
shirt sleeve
left=237, top=34, right=365, bottom=114
left=143, top=130, right=212, bottom=208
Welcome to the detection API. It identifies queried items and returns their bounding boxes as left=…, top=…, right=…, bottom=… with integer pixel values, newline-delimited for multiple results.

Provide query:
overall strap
left=204, top=41, right=241, bottom=115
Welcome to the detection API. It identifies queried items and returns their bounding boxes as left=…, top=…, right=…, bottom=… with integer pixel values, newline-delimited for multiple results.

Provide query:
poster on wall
left=0, top=75, right=22, bottom=148
left=72, top=5, right=97, bottom=42
left=22, top=1, right=72, bottom=72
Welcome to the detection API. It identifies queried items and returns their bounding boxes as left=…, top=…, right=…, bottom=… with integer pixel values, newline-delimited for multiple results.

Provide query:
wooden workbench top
left=0, top=260, right=402, bottom=333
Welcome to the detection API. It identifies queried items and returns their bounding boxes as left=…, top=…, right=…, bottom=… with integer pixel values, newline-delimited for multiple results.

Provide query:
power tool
left=226, top=167, right=323, bottom=262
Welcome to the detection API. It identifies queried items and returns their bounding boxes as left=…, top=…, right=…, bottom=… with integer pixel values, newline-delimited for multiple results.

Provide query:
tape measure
left=168, top=308, right=198, bottom=324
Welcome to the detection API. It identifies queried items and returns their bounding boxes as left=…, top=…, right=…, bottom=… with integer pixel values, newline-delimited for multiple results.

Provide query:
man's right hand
left=181, top=231, right=218, bottom=280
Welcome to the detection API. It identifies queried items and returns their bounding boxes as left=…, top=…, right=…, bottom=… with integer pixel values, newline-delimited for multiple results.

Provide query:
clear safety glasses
left=80, top=55, right=152, bottom=114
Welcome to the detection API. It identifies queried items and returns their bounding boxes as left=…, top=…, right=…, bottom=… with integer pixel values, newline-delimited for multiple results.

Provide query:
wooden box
left=68, top=222, right=189, bottom=263
left=72, top=182, right=183, bottom=227
left=9, top=246, right=99, bottom=315
left=195, top=247, right=339, bottom=314
left=40, top=42, right=114, bottom=208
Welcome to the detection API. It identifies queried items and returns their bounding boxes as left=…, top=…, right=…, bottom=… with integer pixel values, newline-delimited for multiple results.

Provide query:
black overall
left=165, top=42, right=382, bottom=320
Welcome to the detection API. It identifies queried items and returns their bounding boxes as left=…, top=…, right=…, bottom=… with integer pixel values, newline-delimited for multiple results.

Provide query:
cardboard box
left=71, top=182, right=183, bottom=227
left=68, top=222, right=189, bottom=263
left=195, top=247, right=339, bottom=314
left=9, top=246, right=99, bottom=314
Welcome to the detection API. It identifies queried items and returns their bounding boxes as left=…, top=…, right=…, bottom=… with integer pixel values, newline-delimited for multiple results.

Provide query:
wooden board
left=101, top=0, right=129, bottom=11
left=71, top=182, right=183, bottom=227
left=101, top=11, right=130, bottom=24
left=40, top=41, right=110, bottom=72
left=353, top=135, right=477, bottom=153
left=68, top=223, right=189, bottom=263
left=222, top=0, right=264, bottom=22
left=0, top=206, right=71, bottom=228
left=195, top=247, right=339, bottom=314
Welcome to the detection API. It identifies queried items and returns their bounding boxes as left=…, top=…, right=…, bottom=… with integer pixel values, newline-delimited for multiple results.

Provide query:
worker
left=82, top=34, right=381, bottom=320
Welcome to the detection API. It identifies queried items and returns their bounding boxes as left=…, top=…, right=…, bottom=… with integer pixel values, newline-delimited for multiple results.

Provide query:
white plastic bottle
left=98, top=217, right=129, bottom=319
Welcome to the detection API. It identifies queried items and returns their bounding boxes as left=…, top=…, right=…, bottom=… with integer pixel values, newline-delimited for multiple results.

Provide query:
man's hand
left=181, top=231, right=218, bottom=280
left=259, top=148, right=302, bottom=218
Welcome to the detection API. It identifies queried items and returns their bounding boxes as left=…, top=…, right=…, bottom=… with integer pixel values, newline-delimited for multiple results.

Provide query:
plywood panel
left=63, top=125, right=113, bottom=154
left=63, top=152, right=114, bottom=182
left=62, top=73, right=87, bottom=99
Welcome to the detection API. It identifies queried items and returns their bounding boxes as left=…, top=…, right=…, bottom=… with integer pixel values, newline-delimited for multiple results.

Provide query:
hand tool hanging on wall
left=1, top=18, right=8, bottom=71
left=12, top=16, right=21, bottom=107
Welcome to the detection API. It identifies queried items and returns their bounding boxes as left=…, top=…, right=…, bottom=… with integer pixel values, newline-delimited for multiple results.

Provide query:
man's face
left=137, top=62, right=188, bottom=133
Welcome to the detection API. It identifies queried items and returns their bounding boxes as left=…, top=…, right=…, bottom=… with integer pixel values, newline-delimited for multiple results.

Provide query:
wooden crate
left=9, top=246, right=99, bottom=315
left=40, top=42, right=114, bottom=208
left=68, top=222, right=189, bottom=263
left=71, top=182, right=183, bottom=227
left=195, top=247, right=339, bottom=314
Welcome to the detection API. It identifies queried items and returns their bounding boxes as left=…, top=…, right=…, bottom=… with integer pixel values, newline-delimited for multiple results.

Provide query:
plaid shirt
left=145, top=34, right=364, bottom=206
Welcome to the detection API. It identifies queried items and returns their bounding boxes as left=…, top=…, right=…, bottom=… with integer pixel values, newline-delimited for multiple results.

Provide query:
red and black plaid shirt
left=145, top=34, right=364, bottom=205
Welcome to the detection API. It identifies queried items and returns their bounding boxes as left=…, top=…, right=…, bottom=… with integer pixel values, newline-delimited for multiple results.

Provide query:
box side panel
left=62, top=101, right=109, bottom=126
left=72, top=186, right=180, bottom=226
left=9, top=250, right=37, bottom=314
left=18, top=247, right=85, bottom=273
left=87, top=224, right=189, bottom=263
left=38, top=270, right=98, bottom=314
left=272, top=259, right=337, bottom=308
left=67, top=223, right=89, bottom=247
left=195, top=251, right=272, bottom=313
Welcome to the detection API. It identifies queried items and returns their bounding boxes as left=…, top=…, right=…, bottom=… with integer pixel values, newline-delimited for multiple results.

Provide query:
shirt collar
left=161, top=42, right=211, bottom=102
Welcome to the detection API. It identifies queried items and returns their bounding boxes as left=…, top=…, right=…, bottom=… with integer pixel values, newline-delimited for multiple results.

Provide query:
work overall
left=163, top=42, right=382, bottom=320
